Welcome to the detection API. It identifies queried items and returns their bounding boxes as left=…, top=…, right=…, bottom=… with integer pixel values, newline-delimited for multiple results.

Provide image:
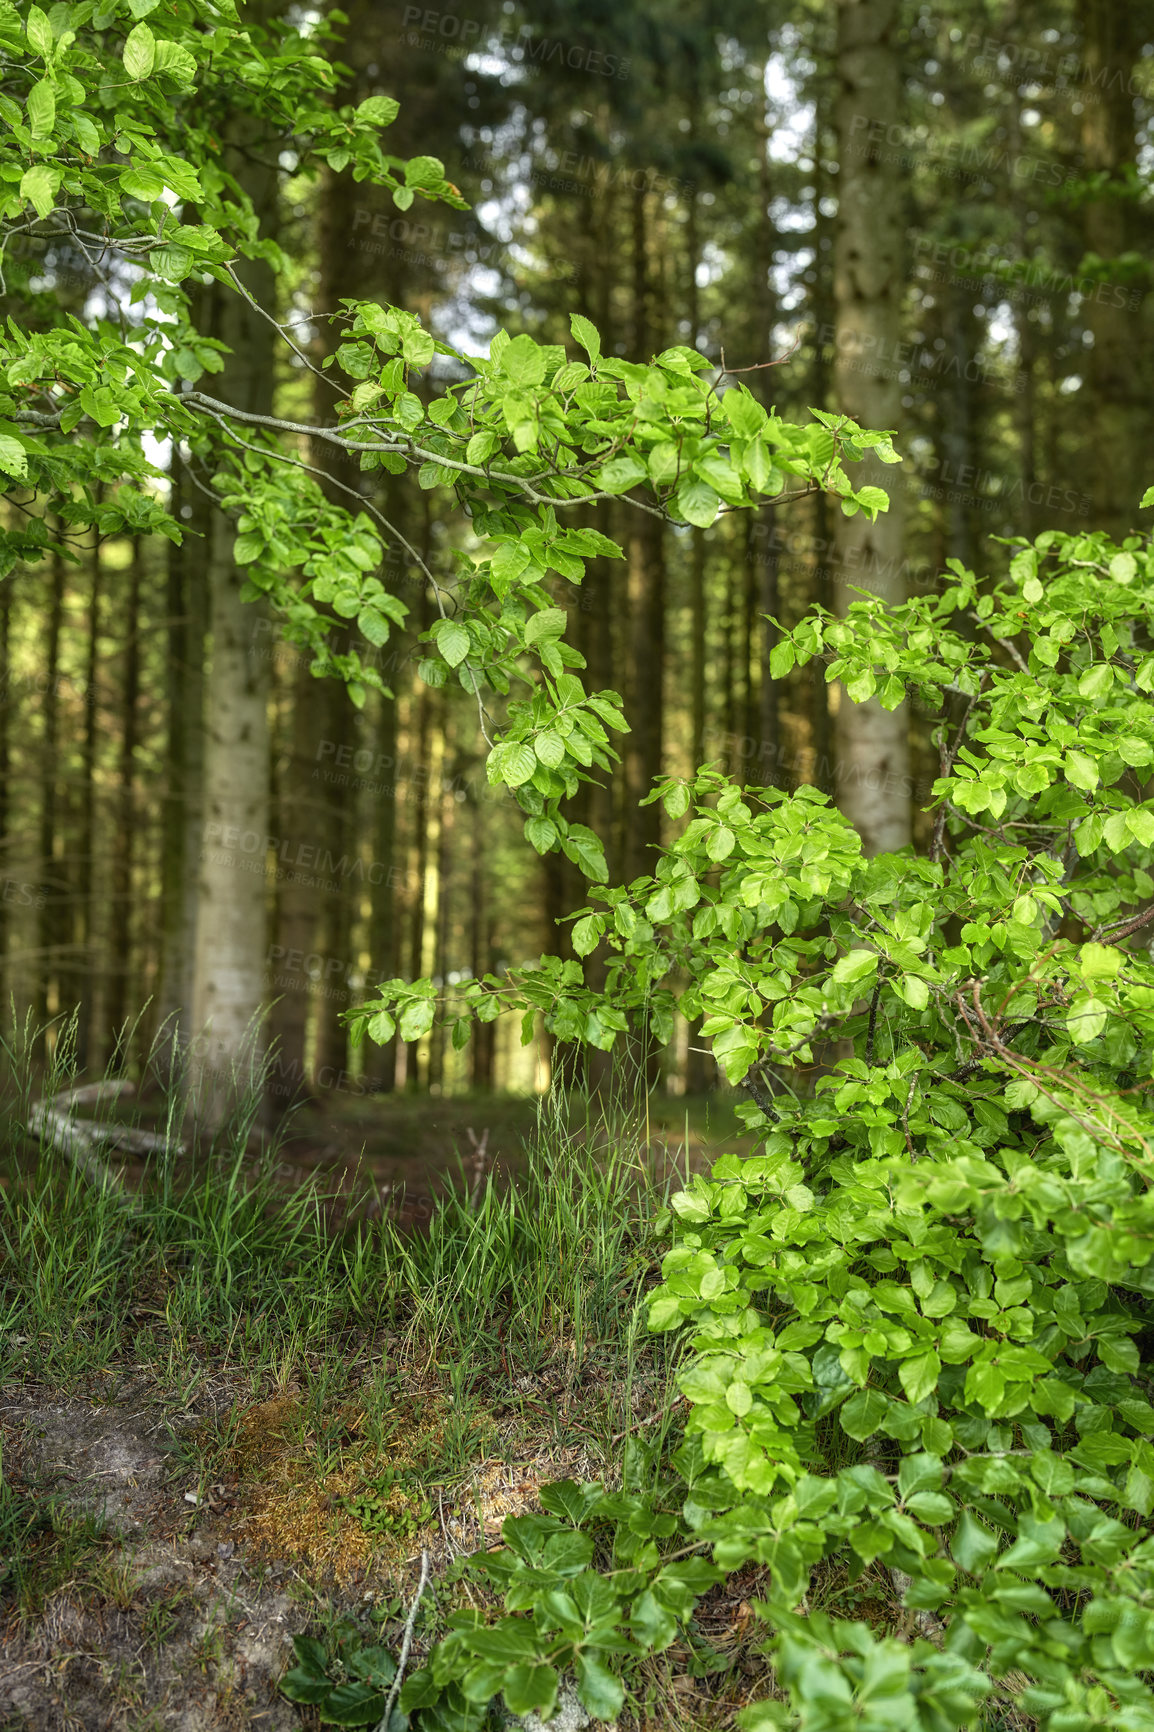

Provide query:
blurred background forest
left=4, top=0, right=1154, bottom=1115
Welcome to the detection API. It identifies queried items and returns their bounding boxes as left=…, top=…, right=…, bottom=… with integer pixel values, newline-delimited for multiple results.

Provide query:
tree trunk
left=106, top=538, right=143, bottom=1066
left=75, top=514, right=105, bottom=1070
left=832, top=0, right=910, bottom=855
left=364, top=678, right=399, bottom=1092
left=35, top=544, right=66, bottom=1056
left=266, top=655, right=326, bottom=1112
left=1078, top=0, right=1147, bottom=542
left=0, top=570, right=12, bottom=1025
left=470, top=792, right=495, bottom=1092
left=156, top=456, right=208, bottom=1075
left=624, top=186, right=666, bottom=887
left=187, top=123, right=277, bottom=1127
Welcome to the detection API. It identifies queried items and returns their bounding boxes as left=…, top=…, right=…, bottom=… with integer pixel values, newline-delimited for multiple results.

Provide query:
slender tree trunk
left=266, top=656, right=326, bottom=1111
left=832, top=0, right=910, bottom=855
left=106, top=539, right=143, bottom=1065
left=810, top=91, right=836, bottom=796
left=314, top=675, right=360, bottom=1083
left=35, top=544, right=66, bottom=1055
left=75, top=515, right=104, bottom=1069
left=1078, top=0, right=1147, bottom=541
left=364, top=678, right=399, bottom=1092
left=470, top=792, right=495, bottom=1091
left=427, top=759, right=455, bottom=1093
left=0, top=573, right=12, bottom=1024
left=188, top=121, right=277, bottom=1126
left=156, top=457, right=207, bottom=1074
left=405, top=659, right=434, bottom=1091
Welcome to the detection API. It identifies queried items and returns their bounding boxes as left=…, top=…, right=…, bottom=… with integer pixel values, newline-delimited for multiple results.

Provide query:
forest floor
left=0, top=1085, right=779, bottom=1732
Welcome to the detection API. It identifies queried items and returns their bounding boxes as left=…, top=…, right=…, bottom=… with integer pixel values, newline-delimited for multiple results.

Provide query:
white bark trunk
left=188, top=533, right=271, bottom=1125
left=185, top=99, right=277, bottom=1127
left=833, top=0, right=911, bottom=856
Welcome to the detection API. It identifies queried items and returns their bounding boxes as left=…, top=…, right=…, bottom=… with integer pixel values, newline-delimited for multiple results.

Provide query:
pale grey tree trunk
left=186, top=115, right=277, bottom=1128
left=832, top=0, right=911, bottom=856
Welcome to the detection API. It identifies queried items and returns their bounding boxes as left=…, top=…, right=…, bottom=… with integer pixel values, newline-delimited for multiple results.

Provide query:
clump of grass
left=0, top=1016, right=689, bottom=1583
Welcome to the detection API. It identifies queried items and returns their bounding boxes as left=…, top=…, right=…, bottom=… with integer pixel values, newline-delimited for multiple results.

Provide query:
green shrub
left=373, top=517, right=1154, bottom=1731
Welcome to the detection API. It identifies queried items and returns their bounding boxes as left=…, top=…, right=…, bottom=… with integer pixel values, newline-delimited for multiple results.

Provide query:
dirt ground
left=0, top=1378, right=328, bottom=1731
left=0, top=1374, right=641, bottom=1732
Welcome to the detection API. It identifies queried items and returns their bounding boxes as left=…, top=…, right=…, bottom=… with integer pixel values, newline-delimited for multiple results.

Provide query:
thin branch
left=865, top=981, right=883, bottom=1067
left=1093, top=902, right=1154, bottom=945
left=718, top=330, right=803, bottom=375
left=224, top=262, right=336, bottom=391
left=377, top=1550, right=430, bottom=1732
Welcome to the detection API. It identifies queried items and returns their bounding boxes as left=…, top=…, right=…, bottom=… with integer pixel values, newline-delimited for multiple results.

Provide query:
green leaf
left=491, top=541, right=532, bottom=596
left=321, top=1680, right=389, bottom=1725
left=1065, top=751, right=1098, bottom=791
left=830, top=948, right=879, bottom=988
left=19, top=164, right=56, bottom=218
left=278, top=1667, right=332, bottom=1705
left=123, top=20, right=156, bottom=78
left=570, top=312, right=601, bottom=362
left=398, top=998, right=435, bottom=1042
left=24, top=6, right=53, bottom=55
left=674, top=478, right=720, bottom=528
left=899, top=1350, right=941, bottom=1404
left=1067, top=994, right=1109, bottom=1045
left=25, top=78, right=54, bottom=139
left=1080, top=943, right=1122, bottom=980
left=572, top=916, right=600, bottom=957
left=597, top=455, right=647, bottom=494
left=502, top=334, right=546, bottom=388
left=0, top=433, right=28, bottom=480
left=154, top=38, right=198, bottom=84
left=357, top=94, right=400, bottom=126
left=952, top=1511, right=999, bottom=1575
left=575, top=1654, right=624, bottom=1720
left=503, top=1665, right=558, bottom=1719
left=707, top=825, right=735, bottom=863
left=841, top=1389, right=889, bottom=1438
left=524, top=816, right=557, bottom=853
left=434, top=620, right=470, bottom=666
left=499, top=743, right=537, bottom=788
left=525, top=607, right=567, bottom=645
left=894, top=975, right=929, bottom=1011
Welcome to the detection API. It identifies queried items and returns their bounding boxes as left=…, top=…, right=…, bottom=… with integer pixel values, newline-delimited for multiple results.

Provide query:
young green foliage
left=358, top=520, right=1154, bottom=1730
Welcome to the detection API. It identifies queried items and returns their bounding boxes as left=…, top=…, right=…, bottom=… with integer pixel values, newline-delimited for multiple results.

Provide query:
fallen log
left=27, top=1079, right=176, bottom=1209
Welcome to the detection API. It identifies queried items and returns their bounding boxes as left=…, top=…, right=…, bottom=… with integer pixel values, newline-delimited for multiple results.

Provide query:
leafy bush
left=362, top=516, right=1154, bottom=1730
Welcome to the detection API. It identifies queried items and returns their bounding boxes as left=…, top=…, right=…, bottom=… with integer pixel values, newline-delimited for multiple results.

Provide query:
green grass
left=0, top=1017, right=688, bottom=1596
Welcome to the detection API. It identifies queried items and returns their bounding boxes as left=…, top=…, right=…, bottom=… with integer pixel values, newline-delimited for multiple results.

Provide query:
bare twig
left=718, top=330, right=803, bottom=375
left=865, top=981, right=883, bottom=1067
left=377, top=1549, right=431, bottom=1732
left=1093, top=902, right=1154, bottom=945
